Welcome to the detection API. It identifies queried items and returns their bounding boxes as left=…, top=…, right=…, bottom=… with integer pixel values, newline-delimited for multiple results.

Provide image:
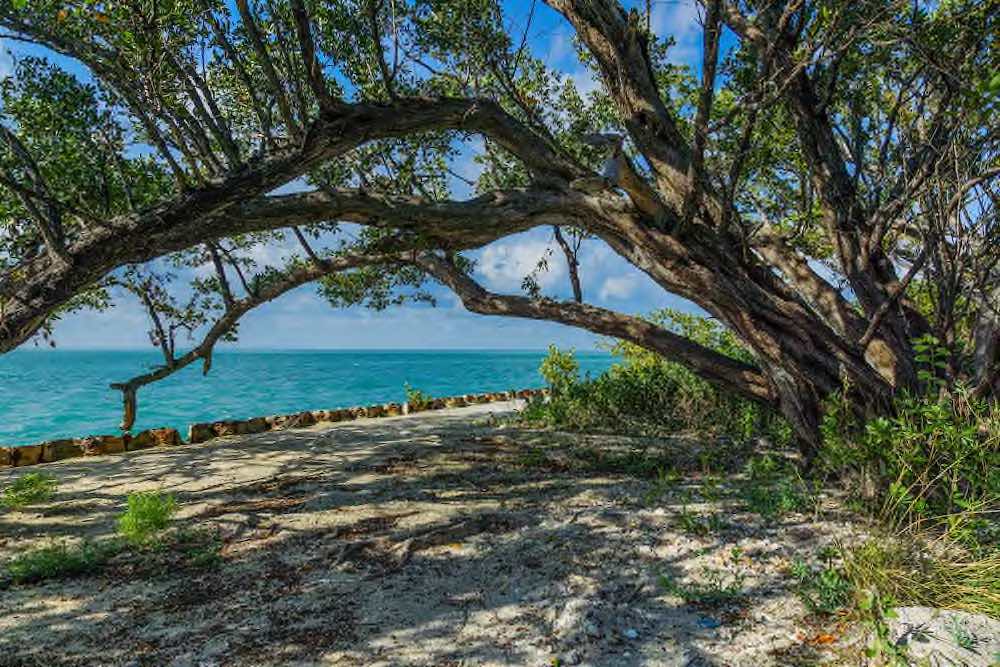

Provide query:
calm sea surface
left=0, top=350, right=613, bottom=446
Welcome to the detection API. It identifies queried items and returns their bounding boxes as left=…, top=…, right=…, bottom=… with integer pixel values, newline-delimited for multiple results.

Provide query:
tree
left=0, top=0, right=996, bottom=456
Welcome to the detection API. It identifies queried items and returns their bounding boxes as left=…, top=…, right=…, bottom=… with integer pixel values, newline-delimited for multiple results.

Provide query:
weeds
left=5, top=540, right=121, bottom=584
left=945, top=616, right=977, bottom=651
left=1, top=472, right=57, bottom=510
left=117, top=491, right=177, bottom=545
left=659, top=567, right=745, bottom=607
left=740, top=454, right=818, bottom=520
left=790, top=556, right=853, bottom=617
left=841, top=535, right=1000, bottom=618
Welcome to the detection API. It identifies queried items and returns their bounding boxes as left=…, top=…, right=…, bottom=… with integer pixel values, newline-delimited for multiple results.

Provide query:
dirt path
left=1, top=402, right=866, bottom=666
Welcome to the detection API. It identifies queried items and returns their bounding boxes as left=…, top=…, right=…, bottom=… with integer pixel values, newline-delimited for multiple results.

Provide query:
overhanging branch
left=415, top=253, right=775, bottom=404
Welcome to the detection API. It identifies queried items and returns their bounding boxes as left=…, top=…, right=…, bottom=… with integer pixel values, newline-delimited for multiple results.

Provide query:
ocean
left=0, top=349, right=613, bottom=446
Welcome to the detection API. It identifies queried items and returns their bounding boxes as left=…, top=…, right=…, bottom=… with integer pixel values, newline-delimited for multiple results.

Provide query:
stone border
left=1, top=389, right=547, bottom=468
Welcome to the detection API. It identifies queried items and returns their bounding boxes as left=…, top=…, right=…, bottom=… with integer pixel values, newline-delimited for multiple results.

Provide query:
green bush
left=1, top=472, right=57, bottom=510
left=6, top=540, right=119, bottom=584
left=403, top=382, right=432, bottom=410
left=525, top=310, right=788, bottom=442
left=820, top=388, right=998, bottom=543
left=117, top=491, right=177, bottom=545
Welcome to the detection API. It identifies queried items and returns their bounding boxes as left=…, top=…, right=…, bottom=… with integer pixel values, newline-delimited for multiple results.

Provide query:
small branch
left=289, top=0, right=334, bottom=109
left=678, top=0, right=721, bottom=235
left=552, top=225, right=582, bottom=302
left=235, top=0, right=301, bottom=139
left=290, top=225, right=328, bottom=269
left=859, top=245, right=928, bottom=350
left=207, top=242, right=235, bottom=311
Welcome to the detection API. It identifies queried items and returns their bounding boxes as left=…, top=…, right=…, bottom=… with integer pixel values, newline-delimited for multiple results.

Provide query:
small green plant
left=1, top=472, right=57, bottom=510
left=857, top=590, right=908, bottom=666
left=659, top=567, right=745, bottom=607
left=117, top=491, right=177, bottom=545
left=740, top=454, right=817, bottom=520
left=790, top=556, right=853, bottom=616
left=403, top=383, right=432, bottom=410
left=175, top=528, right=224, bottom=568
left=945, top=616, right=977, bottom=651
left=6, top=540, right=120, bottom=584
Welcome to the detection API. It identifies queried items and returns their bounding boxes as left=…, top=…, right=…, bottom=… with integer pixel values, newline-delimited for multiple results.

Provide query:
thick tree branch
left=0, top=96, right=583, bottom=352
left=415, top=253, right=776, bottom=403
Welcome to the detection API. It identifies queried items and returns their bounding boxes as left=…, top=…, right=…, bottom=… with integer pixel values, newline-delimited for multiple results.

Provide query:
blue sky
left=4, top=0, right=708, bottom=351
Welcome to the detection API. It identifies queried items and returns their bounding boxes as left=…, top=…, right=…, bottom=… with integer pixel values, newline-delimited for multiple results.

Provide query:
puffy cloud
left=599, top=275, right=639, bottom=301
left=477, top=238, right=566, bottom=293
left=651, top=0, right=703, bottom=65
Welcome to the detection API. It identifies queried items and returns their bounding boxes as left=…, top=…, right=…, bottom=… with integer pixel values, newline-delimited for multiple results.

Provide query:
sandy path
left=1, top=402, right=863, bottom=666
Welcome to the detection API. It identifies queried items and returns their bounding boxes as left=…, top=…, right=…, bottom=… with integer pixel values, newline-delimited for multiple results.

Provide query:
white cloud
left=477, top=238, right=565, bottom=293
left=651, top=0, right=703, bottom=65
left=599, top=275, right=639, bottom=301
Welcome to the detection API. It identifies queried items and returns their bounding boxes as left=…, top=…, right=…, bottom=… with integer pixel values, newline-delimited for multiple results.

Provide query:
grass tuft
left=5, top=540, right=120, bottom=584
left=1, top=472, right=57, bottom=510
left=117, top=491, right=177, bottom=545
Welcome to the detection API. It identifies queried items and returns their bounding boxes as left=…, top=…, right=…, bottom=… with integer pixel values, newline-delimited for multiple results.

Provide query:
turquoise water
left=0, top=350, right=613, bottom=446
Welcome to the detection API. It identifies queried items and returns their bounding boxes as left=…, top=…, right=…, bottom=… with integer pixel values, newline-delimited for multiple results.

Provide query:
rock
left=40, top=438, right=82, bottom=463
left=384, top=403, right=403, bottom=417
left=75, top=435, right=126, bottom=456
left=444, top=396, right=466, bottom=408
left=0, top=447, right=10, bottom=467
left=623, top=628, right=639, bottom=640
left=150, top=428, right=182, bottom=446
left=188, top=423, right=215, bottom=443
left=429, top=398, right=446, bottom=410
left=212, top=421, right=239, bottom=437
left=889, top=606, right=1000, bottom=667
left=10, top=444, right=43, bottom=466
left=238, top=418, right=269, bottom=435
left=366, top=405, right=386, bottom=418
left=270, top=411, right=316, bottom=430
left=128, top=428, right=181, bottom=450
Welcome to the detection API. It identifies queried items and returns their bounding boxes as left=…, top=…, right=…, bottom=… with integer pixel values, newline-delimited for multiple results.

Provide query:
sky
left=4, top=0, right=710, bottom=351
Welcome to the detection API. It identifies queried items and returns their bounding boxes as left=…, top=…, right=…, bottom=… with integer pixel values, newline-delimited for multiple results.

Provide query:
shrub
left=821, top=387, right=998, bottom=544
left=1, top=472, right=57, bottom=510
left=403, top=383, right=432, bottom=410
left=117, top=491, right=177, bottom=545
left=6, top=540, right=119, bottom=584
left=525, top=311, right=788, bottom=442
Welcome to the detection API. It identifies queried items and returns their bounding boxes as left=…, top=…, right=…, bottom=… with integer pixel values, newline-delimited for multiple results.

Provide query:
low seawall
left=1, top=388, right=547, bottom=468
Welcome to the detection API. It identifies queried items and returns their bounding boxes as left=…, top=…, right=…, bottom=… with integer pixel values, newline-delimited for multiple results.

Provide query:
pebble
left=623, top=628, right=639, bottom=640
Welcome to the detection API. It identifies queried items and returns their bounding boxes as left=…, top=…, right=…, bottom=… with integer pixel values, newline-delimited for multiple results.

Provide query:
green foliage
left=117, top=491, right=177, bottom=545
left=740, top=454, right=818, bottom=520
left=525, top=311, right=787, bottom=442
left=1, top=472, right=57, bottom=510
left=659, top=567, right=745, bottom=607
left=790, top=555, right=853, bottom=617
left=538, top=344, right=580, bottom=396
left=842, top=537, right=1000, bottom=618
left=5, top=540, right=120, bottom=585
left=403, top=383, right=432, bottom=410
left=820, top=387, right=998, bottom=543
